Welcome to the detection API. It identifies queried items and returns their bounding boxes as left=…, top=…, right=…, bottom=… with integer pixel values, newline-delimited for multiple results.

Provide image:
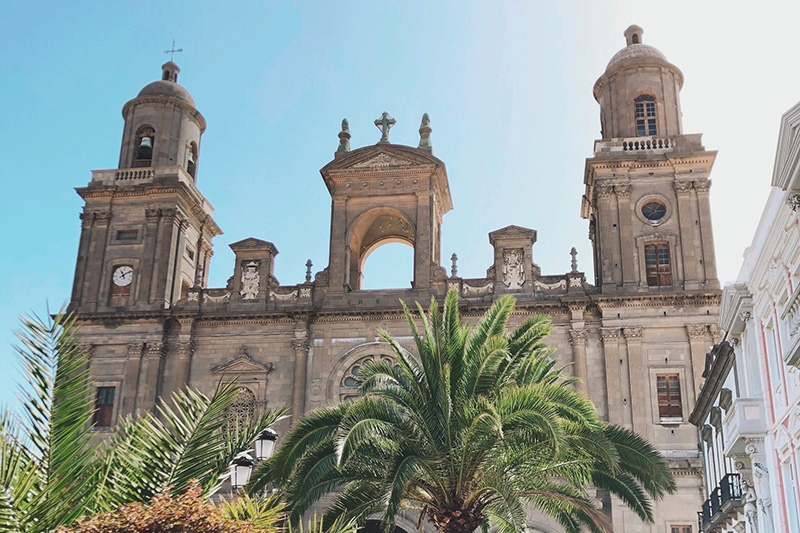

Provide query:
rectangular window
left=94, top=387, right=116, bottom=427
left=670, top=527, right=691, bottom=533
left=656, top=373, right=682, bottom=421
left=645, top=242, right=672, bottom=287
left=634, top=99, right=658, bottom=137
left=116, top=229, right=138, bottom=242
left=185, top=247, right=195, bottom=261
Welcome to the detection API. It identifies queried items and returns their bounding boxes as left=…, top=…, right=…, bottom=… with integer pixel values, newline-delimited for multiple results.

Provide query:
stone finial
left=418, top=113, right=433, bottom=153
left=374, top=112, right=396, bottom=144
left=450, top=253, right=458, bottom=277
left=335, top=119, right=351, bottom=158
left=624, top=25, right=643, bottom=46
left=570, top=247, right=578, bottom=273
left=305, top=259, right=313, bottom=283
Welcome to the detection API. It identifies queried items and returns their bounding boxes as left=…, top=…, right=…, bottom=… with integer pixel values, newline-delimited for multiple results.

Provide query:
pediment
left=212, top=353, right=273, bottom=374
left=230, top=238, right=278, bottom=254
left=321, top=144, right=443, bottom=174
left=489, top=225, right=538, bottom=244
left=773, top=103, right=800, bottom=190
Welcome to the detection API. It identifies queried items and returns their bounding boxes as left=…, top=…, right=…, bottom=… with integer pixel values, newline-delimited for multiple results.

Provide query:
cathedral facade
left=69, top=26, right=720, bottom=533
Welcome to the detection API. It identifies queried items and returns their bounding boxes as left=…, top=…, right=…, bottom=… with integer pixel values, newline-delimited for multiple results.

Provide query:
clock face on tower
left=112, top=265, right=133, bottom=287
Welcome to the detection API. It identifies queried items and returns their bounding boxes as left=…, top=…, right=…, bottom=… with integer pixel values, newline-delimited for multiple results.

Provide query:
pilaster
left=137, top=208, right=162, bottom=305
left=137, top=341, right=165, bottom=413
left=623, top=326, right=646, bottom=433
left=123, top=342, right=144, bottom=415
left=674, top=181, right=699, bottom=290
left=615, top=183, right=637, bottom=289
left=291, top=332, right=311, bottom=423
left=569, top=329, right=589, bottom=396
left=601, top=327, right=622, bottom=425
left=687, top=325, right=711, bottom=402
left=695, top=179, right=719, bottom=288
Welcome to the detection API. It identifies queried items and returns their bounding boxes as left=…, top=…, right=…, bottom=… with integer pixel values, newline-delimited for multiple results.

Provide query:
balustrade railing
left=621, top=137, right=673, bottom=151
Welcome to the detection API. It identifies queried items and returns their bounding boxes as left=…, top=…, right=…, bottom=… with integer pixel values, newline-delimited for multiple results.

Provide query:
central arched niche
left=347, top=208, right=416, bottom=290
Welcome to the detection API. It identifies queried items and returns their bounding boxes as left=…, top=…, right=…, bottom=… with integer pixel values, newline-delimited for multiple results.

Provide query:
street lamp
left=230, top=453, right=255, bottom=490
left=254, top=427, right=279, bottom=461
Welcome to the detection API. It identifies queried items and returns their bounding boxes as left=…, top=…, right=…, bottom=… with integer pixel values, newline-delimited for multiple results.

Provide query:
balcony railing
left=698, top=474, right=742, bottom=531
left=593, top=133, right=704, bottom=156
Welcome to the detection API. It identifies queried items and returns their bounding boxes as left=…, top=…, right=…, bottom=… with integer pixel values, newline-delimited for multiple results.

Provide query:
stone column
left=695, top=180, right=719, bottom=288
left=327, top=197, right=348, bottom=291
left=414, top=191, right=433, bottom=289
left=623, top=326, right=646, bottom=434
left=569, top=329, right=588, bottom=396
left=137, top=342, right=165, bottom=413
left=136, top=208, right=162, bottom=304
left=173, top=341, right=193, bottom=394
left=291, top=333, right=311, bottom=423
left=596, top=184, right=619, bottom=290
left=85, top=210, right=111, bottom=308
left=687, top=325, right=711, bottom=402
left=601, top=327, right=622, bottom=425
left=71, top=211, right=94, bottom=305
left=123, top=342, right=144, bottom=415
left=615, top=183, right=637, bottom=289
left=674, top=181, right=699, bottom=290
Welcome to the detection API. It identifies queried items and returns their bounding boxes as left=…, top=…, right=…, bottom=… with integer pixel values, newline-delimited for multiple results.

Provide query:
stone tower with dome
left=68, top=27, right=720, bottom=533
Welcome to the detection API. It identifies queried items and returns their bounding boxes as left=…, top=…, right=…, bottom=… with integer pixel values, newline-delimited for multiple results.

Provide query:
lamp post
left=254, top=427, right=279, bottom=461
left=229, top=426, right=278, bottom=493
left=230, top=453, right=256, bottom=490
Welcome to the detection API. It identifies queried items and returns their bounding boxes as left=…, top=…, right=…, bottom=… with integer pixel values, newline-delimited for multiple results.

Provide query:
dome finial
left=624, top=25, right=644, bottom=46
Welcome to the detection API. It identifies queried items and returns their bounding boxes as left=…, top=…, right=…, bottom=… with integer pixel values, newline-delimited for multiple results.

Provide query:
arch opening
left=361, top=240, right=414, bottom=290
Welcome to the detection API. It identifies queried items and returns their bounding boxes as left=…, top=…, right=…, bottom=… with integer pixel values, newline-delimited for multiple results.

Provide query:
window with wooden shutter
left=634, top=94, right=657, bottom=137
left=94, top=387, right=116, bottom=427
left=645, top=242, right=672, bottom=287
left=670, top=526, right=691, bottom=533
left=657, top=374, right=682, bottom=421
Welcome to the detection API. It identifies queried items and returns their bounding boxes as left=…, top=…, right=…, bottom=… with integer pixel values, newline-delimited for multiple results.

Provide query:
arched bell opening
left=346, top=208, right=416, bottom=290
left=360, top=239, right=414, bottom=289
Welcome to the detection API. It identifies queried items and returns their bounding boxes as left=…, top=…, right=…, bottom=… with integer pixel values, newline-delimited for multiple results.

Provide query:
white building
left=691, top=101, right=800, bottom=532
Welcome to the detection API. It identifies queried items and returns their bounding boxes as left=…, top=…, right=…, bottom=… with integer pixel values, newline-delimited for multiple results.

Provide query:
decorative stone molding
left=93, top=210, right=112, bottom=225
left=127, top=343, right=144, bottom=358
left=623, top=326, right=644, bottom=340
left=739, top=310, right=752, bottom=322
left=462, top=282, right=493, bottom=296
left=600, top=327, right=620, bottom=343
left=352, top=152, right=414, bottom=168
left=502, top=248, right=525, bottom=290
left=203, top=291, right=231, bottom=303
left=146, top=342, right=165, bottom=359
left=787, top=193, right=800, bottom=212
left=145, top=208, right=161, bottom=222
left=694, top=179, right=711, bottom=193
left=615, top=182, right=632, bottom=197
left=568, top=329, right=587, bottom=346
left=673, top=180, right=693, bottom=195
left=240, top=261, right=260, bottom=299
left=596, top=183, right=615, bottom=198
left=79, top=212, right=94, bottom=229
left=176, top=341, right=193, bottom=359
left=299, top=287, right=312, bottom=299
left=534, top=279, right=567, bottom=291
left=270, top=289, right=298, bottom=302
left=291, top=337, right=311, bottom=354
left=686, top=324, right=709, bottom=340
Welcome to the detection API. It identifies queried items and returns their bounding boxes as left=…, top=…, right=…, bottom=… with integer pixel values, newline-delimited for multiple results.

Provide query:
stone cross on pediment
left=374, top=112, right=396, bottom=144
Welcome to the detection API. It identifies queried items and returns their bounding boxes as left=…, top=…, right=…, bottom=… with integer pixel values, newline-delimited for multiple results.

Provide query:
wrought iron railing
left=698, top=473, right=742, bottom=531
left=720, top=473, right=742, bottom=504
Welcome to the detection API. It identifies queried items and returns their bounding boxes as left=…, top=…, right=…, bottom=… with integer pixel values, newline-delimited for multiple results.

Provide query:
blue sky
left=1, top=1, right=799, bottom=409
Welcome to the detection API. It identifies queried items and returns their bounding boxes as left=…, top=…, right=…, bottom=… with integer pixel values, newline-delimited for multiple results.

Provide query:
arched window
left=632, top=34, right=639, bottom=44
left=340, top=353, right=398, bottom=402
left=644, top=242, right=671, bottom=287
left=227, top=387, right=256, bottom=432
left=634, top=94, right=657, bottom=137
left=133, top=126, right=155, bottom=167
left=187, top=142, right=198, bottom=178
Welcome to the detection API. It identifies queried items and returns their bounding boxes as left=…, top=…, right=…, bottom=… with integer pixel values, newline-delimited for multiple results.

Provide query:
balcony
left=722, top=397, right=767, bottom=456
left=781, top=282, right=800, bottom=368
left=593, top=133, right=704, bottom=157
left=698, top=474, right=743, bottom=531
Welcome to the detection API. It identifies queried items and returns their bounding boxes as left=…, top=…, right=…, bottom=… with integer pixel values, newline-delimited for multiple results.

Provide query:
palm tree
left=0, top=310, right=287, bottom=532
left=249, top=290, right=675, bottom=533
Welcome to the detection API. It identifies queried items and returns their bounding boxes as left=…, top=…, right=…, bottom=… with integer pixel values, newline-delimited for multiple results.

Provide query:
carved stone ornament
left=686, top=325, right=709, bottom=340
left=146, top=342, right=165, bottom=359
left=462, top=282, right=493, bottom=296
left=270, top=289, right=298, bottom=302
left=502, top=249, right=525, bottom=290
left=186, top=290, right=199, bottom=302
left=739, top=310, right=752, bottom=322
left=240, top=261, right=260, bottom=299
left=203, top=292, right=231, bottom=303
left=600, top=327, right=620, bottom=342
left=623, top=326, right=644, bottom=340
left=534, top=279, right=567, bottom=291
left=694, top=179, right=711, bottom=193
left=787, top=193, right=800, bottom=212
left=127, top=343, right=144, bottom=358
left=569, top=276, right=583, bottom=288
left=352, top=152, right=414, bottom=169
left=615, top=182, right=632, bottom=197
left=299, top=287, right=312, bottom=299
left=596, top=183, right=615, bottom=198
left=673, top=180, right=693, bottom=195
left=569, top=329, right=588, bottom=346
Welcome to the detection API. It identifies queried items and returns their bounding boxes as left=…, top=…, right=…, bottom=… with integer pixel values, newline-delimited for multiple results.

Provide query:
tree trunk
left=428, top=507, right=482, bottom=533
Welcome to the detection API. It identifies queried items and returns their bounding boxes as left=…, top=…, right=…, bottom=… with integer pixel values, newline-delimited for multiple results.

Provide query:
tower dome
left=594, top=25, right=684, bottom=140
left=136, top=61, right=196, bottom=107
left=118, top=61, right=205, bottom=178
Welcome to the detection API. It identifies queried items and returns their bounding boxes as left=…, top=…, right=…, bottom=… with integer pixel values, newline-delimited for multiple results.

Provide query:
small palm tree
left=249, top=291, right=675, bottom=533
left=0, top=310, right=287, bottom=532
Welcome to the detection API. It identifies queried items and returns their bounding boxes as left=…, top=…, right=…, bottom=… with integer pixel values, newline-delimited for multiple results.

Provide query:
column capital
left=145, top=208, right=161, bottom=222
left=176, top=341, right=193, bottom=359
left=596, top=183, right=615, bottom=199
left=686, top=324, right=710, bottom=340
left=568, top=329, right=588, bottom=346
left=623, top=326, right=644, bottom=341
left=291, top=336, right=310, bottom=354
left=127, top=342, right=144, bottom=358
left=615, top=182, right=632, bottom=198
left=694, top=179, right=711, bottom=193
left=600, top=327, right=620, bottom=343
left=673, top=180, right=693, bottom=196
left=146, top=342, right=165, bottom=359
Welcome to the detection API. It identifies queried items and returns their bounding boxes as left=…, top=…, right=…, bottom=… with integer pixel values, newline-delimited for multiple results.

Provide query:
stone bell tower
left=583, top=25, right=719, bottom=293
left=318, top=113, right=453, bottom=291
left=70, top=61, right=221, bottom=313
